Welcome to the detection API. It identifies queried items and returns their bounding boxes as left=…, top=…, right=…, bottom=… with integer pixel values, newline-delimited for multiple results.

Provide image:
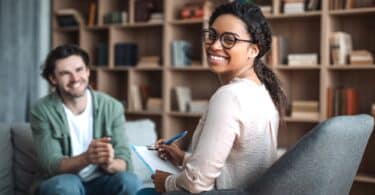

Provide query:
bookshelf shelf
left=330, top=7, right=375, bottom=16
left=284, top=116, right=320, bottom=123
left=169, top=66, right=211, bottom=71
left=168, top=111, right=202, bottom=118
left=110, top=22, right=164, bottom=28
left=52, top=0, right=375, bottom=193
left=267, top=11, right=321, bottom=19
left=86, top=26, right=109, bottom=30
left=355, top=174, right=375, bottom=184
left=275, top=65, right=321, bottom=70
left=54, top=27, right=80, bottom=32
left=169, top=18, right=205, bottom=25
left=126, top=110, right=163, bottom=116
left=328, top=65, right=375, bottom=70
left=133, top=66, right=163, bottom=71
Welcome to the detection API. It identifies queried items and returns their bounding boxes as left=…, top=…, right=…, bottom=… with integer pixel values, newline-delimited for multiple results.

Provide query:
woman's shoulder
left=214, top=78, right=263, bottom=99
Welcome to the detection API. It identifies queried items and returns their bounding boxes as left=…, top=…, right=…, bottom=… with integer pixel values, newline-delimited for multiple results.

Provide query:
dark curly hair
left=41, top=44, right=90, bottom=85
left=209, top=1, right=288, bottom=118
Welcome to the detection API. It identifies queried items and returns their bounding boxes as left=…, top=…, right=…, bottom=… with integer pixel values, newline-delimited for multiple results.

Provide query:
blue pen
left=147, top=130, right=188, bottom=150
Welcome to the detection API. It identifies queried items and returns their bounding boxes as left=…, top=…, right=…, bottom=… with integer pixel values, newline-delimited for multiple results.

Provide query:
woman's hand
left=152, top=170, right=172, bottom=193
left=156, top=139, right=185, bottom=166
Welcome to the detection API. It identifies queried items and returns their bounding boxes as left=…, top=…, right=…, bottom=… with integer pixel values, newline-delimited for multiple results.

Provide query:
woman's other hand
left=152, top=170, right=172, bottom=193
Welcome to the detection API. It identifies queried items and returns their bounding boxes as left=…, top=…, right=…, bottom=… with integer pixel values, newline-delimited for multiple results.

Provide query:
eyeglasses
left=202, top=28, right=255, bottom=49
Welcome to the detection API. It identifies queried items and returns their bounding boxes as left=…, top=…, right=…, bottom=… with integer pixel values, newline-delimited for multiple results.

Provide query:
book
left=283, top=2, right=305, bottom=14
left=327, top=87, right=334, bottom=118
left=171, top=40, right=192, bottom=67
left=88, top=1, right=97, bottom=26
left=137, top=56, right=160, bottom=67
left=115, top=43, right=138, bottom=66
left=174, top=86, right=192, bottom=112
left=131, top=145, right=180, bottom=174
left=96, top=42, right=108, bottom=66
left=130, top=85, right=143, bottom=111
left=146, top=98, right=163, bottom=112
left=330, top=32, right=352, bottom=65
left=287, top=53, right=318, bottom=66
left=349, top=50, right=374, bottom=65
left=187, top=100, right=209, bottom=113
left=307, top=0, right=320, bottom=11
left=345, top=88, right=358, bottom=115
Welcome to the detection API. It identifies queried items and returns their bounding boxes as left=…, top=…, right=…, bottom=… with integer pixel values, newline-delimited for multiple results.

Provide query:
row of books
left=291, top=100, right=319, bottom=119
left=330, top=0, right=375, bottom=10
left=103, top=12, right=128, bottom=25
left=263, top=0, right=320, bottom=15
left=326, top=87, right=359, bottom=118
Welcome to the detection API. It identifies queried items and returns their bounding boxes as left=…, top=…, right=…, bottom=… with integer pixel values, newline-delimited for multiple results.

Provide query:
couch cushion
left=125, top=119, right=157, bottom=187
left=0, top=124, right=14, bottom=195
left=11, top=123, right=39, bottom=195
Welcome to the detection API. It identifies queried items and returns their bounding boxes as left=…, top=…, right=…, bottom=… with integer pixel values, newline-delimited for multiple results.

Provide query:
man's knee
left=113, top=172, right=142, bottom=195
left=39, top=174, right=84, bottom=195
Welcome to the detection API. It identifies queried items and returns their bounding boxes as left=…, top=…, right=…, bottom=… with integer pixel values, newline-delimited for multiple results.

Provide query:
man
left=30, top=44, right=141, bottom=195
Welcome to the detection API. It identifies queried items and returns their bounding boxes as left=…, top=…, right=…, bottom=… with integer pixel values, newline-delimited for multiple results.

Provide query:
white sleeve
left=166, top=89, right=241, bottom=193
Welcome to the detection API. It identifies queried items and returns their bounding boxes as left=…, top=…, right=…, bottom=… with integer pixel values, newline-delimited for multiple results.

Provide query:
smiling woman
left=137, top=1, right=288, bottom=195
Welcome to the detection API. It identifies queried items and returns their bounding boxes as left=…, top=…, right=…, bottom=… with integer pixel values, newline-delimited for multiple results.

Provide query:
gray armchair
left=165, top=114, right=374, bottom=195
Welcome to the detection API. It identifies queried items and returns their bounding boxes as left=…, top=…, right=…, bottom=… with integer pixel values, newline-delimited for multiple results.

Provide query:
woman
left=138, top=1, right=287, bottom=194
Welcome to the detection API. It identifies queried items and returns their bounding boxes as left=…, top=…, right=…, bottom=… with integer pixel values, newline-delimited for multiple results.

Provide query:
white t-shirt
left=63, top=89, right=101, bottom=181
left=165, top=77, right=279, bottom=193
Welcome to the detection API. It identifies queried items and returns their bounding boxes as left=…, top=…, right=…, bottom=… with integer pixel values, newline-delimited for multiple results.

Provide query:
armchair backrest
left=246, top=114, right=374, bottom=195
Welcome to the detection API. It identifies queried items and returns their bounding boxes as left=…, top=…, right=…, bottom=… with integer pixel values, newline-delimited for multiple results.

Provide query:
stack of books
left=146, top=98, right=163, bottom=112
left=291, top=100, right=319, bottom=119
left=187, top=100, right=208, bottom=113
left=349, top=50, right=374, bottom=65
left=287, top=53, right=318, bottom=66
left=137, top=56, right=160, bottom=67
left=283, top=0, right=305, bottom=14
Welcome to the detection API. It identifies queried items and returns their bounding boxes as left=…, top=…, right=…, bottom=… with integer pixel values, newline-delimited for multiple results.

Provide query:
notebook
left=130, top=144, right=181, bottom=174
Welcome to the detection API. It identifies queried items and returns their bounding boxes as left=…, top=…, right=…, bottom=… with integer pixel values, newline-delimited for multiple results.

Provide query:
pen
left=147, top=130, right=188, bottom=150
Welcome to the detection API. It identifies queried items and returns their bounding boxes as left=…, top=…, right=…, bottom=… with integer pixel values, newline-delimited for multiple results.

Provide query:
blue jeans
left=38, top=172, right=142, bottom=195
left=136, top=188, right=161, bottom=195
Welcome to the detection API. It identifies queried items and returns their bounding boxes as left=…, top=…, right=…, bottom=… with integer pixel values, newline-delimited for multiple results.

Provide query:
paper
left=131, top=144, right=181, bottom=174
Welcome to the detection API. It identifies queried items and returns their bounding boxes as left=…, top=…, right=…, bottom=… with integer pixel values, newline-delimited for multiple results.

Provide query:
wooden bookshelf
left=52, top=0, right=375, bottom=193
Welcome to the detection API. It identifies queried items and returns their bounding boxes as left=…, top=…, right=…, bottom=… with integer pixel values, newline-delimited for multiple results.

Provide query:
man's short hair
left=41, top=44, right=90, bottom=85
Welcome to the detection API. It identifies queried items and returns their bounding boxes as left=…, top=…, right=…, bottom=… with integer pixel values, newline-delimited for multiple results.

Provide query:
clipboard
left=130, top=144, right=181, bottom=174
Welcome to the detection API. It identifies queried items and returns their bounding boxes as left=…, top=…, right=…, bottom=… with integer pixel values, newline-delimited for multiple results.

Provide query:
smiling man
left=30, top=44, right=141, bottom=195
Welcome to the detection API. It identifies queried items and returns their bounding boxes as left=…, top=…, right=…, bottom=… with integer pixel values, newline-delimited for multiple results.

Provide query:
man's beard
left=57, top=81, right=88, bottom=99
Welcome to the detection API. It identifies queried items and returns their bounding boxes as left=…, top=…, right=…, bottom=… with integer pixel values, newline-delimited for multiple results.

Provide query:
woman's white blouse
left=165, top=78, right=279, bottom=193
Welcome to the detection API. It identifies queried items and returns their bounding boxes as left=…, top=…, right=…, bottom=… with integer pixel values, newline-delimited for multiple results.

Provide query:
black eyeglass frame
left=202, top=28, right=256, bottom=49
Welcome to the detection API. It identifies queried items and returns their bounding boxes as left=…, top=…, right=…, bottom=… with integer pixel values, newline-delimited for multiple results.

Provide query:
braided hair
left=209, top=1, right=288, bottom=118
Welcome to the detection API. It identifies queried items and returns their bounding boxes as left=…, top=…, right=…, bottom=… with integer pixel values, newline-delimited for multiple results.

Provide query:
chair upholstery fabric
left=165, top=114, right=374, bottom=195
